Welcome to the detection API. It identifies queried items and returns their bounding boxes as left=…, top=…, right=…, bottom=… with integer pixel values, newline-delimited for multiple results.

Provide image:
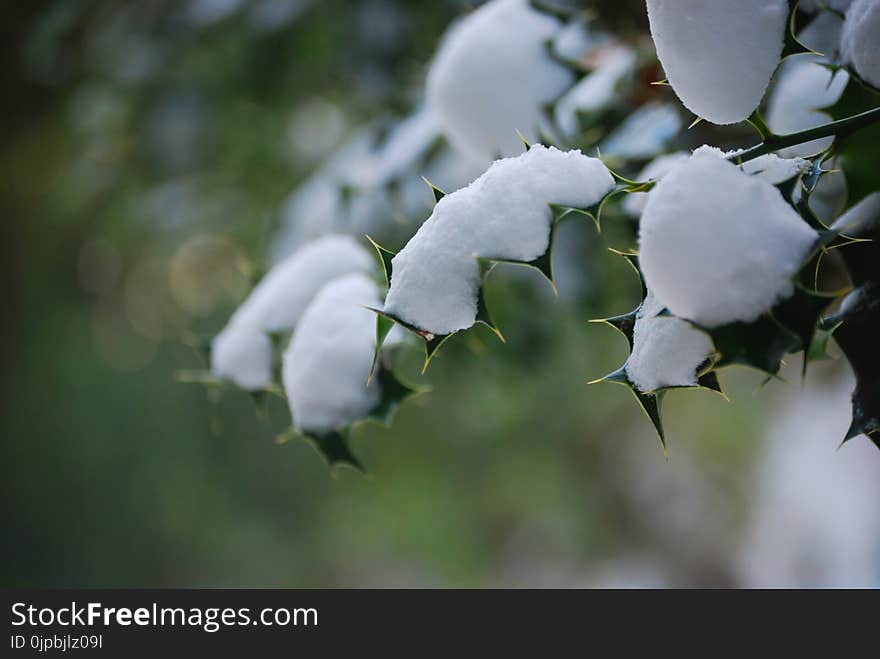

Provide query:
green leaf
left=304, top=429, right=365, bottom=473
left=589, top=365, right=666, bottom=453
left=807, top=324, right=837, bottom=362
left=590, top=309, right=638, bottom=350
left=781, top=2, right=818, bottom=59
left=829, top=289, right=880, bottom=447
left=707, top=316, right=801, bottom=375
left=368, top=312, right=397, bottom=383
left=475, top=286, right=505, bottom=343
left=366, top=307, right=457, bottom=374
left=366, top=235, right=395, bottom=287
left=366, top=363, right=424, bottom=427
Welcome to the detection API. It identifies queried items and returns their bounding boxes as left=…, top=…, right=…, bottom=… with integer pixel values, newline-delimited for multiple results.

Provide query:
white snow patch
left=646, top=0, right=788, bottom=124
left=798, top=11, right=846, bottom=60
left=766, top=58, right=848, bottom=157
left=737, top=365, right=880, bottom=588
left=623, top=152, right=690, bottom=217
left=554, top=44, right=636, bottom=138
left=271, top=108, right=444, bottom=261
left=282, top=273, right=383, bottom=434
left=426, top=0, right=573, bottom=161
left=638, top=146, right=819, bottom=327
left=210, top=323, right=274, bottom=391
left=626, top=290, right=715, bottom=393
left=842, top=0, right=880, bottom=88
left=600, top=102, right=682, bottom=161
left=211, top=235, right=374, bottom=390
left=808, top=165, right=848, bottom=224
left=625, top=148, right=807, bottom=218
left=831, top=191, right=880, bottom=235
left=737, top=153, right=811, bottom=184
left=800, top=0, right=854, bottom=13
left=384, top=145, right=614, bottom=335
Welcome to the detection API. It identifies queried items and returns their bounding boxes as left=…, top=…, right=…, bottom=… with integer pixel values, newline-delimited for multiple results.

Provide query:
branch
left=729, top=106, right=880, bottom=164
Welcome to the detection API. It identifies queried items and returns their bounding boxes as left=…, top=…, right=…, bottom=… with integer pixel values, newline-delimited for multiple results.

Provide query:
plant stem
left=729, top=106, right=880, bottom=164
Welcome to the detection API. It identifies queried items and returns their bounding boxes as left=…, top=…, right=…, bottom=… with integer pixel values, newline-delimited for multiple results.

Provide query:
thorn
left=421, top=176, right=446, bottom=203
left=516, top=129, right=532, bottom=151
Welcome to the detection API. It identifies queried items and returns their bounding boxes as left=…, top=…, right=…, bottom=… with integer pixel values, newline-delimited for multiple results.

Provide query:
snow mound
left=638, top=146, right=819, bottom=327
left=210, top=323, right=274, bottom=391
left=384, top=145, right=614, bottom=335
left=283, top=273, right=382, bottom=434
left=842, top=0, right=880, bottom=89
left=211, top=235, right=374, bottom=390
left=626, top=290, right=715, bottom=393
left=426, top=0, right=573, bottom=161
left=646, top=0, right=788, bottom=124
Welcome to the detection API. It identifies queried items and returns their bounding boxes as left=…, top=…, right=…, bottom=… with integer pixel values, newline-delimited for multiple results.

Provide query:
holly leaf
left=590, top=366, right=667, bottom=453
left=366, top=363, right=425, bottom=427
left=366, top=235, right=396, bottom=287
left=304, top=429, right=365, bottom=473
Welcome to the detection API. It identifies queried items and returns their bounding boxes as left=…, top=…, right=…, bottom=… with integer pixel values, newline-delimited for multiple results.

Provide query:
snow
left=638, top=146, right=819, bottom=327
left=426, top=0, right=573, bottom=161
left=230, top=235, right=373, bottom=332
left=625, top=290, right=715, bottom=393
left=646, top=0, right=788, bottom=124
left=271, top=108, right=444, bottom=261
left=842, top=0, right=880, bottom=88
left=737, top=364, right=880, bottom=587
left=737, top=153, right=811, bottom=184
left=282, top=273, right=382, bottom=434
left=623, top=152, right=690, bottom=217
left=800, top=0, right=854, bottom=13
left=624, top=148, right=807, bottom=217
left=600, top=102, right=682, bottom=161
left=554, top=44, right=636, bottom=138
left=210, top=235, right=374, bottom=390
left=551, top=19, right=597, bottom=63
left=384, top=145, right=615, bottom=335
left=766, top=58, right=848, bottom=157
left=210, top=323, right=274, bottom=391
left=808, top=165, right=848, bottom=224
left=798, top=12, right=845, bottom=59
left=831, top=191, right=880, bottom=235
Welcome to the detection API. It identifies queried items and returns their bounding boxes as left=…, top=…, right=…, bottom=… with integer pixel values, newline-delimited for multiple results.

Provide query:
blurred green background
left=2, top=0, right=878, bottom=588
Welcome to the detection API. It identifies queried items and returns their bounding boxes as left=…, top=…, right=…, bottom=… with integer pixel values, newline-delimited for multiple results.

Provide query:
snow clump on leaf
left=426, top=0, right=573, bottom=161
left=384, top=145, right=615, bottom=335
left=211, top=235, right=374, bottom=390
left=766, top=59, right=848, bottom=158
left=623, top=152, right=690, bottom=217
left=625, top=291, right=715, bottom=393
left=624, top=149, right=807, bottom=217
left=638, top=146, right=819, bottom=328
left=282, top=273, right=383, bottom=434
left=645, top=0, right=788, bottom=125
